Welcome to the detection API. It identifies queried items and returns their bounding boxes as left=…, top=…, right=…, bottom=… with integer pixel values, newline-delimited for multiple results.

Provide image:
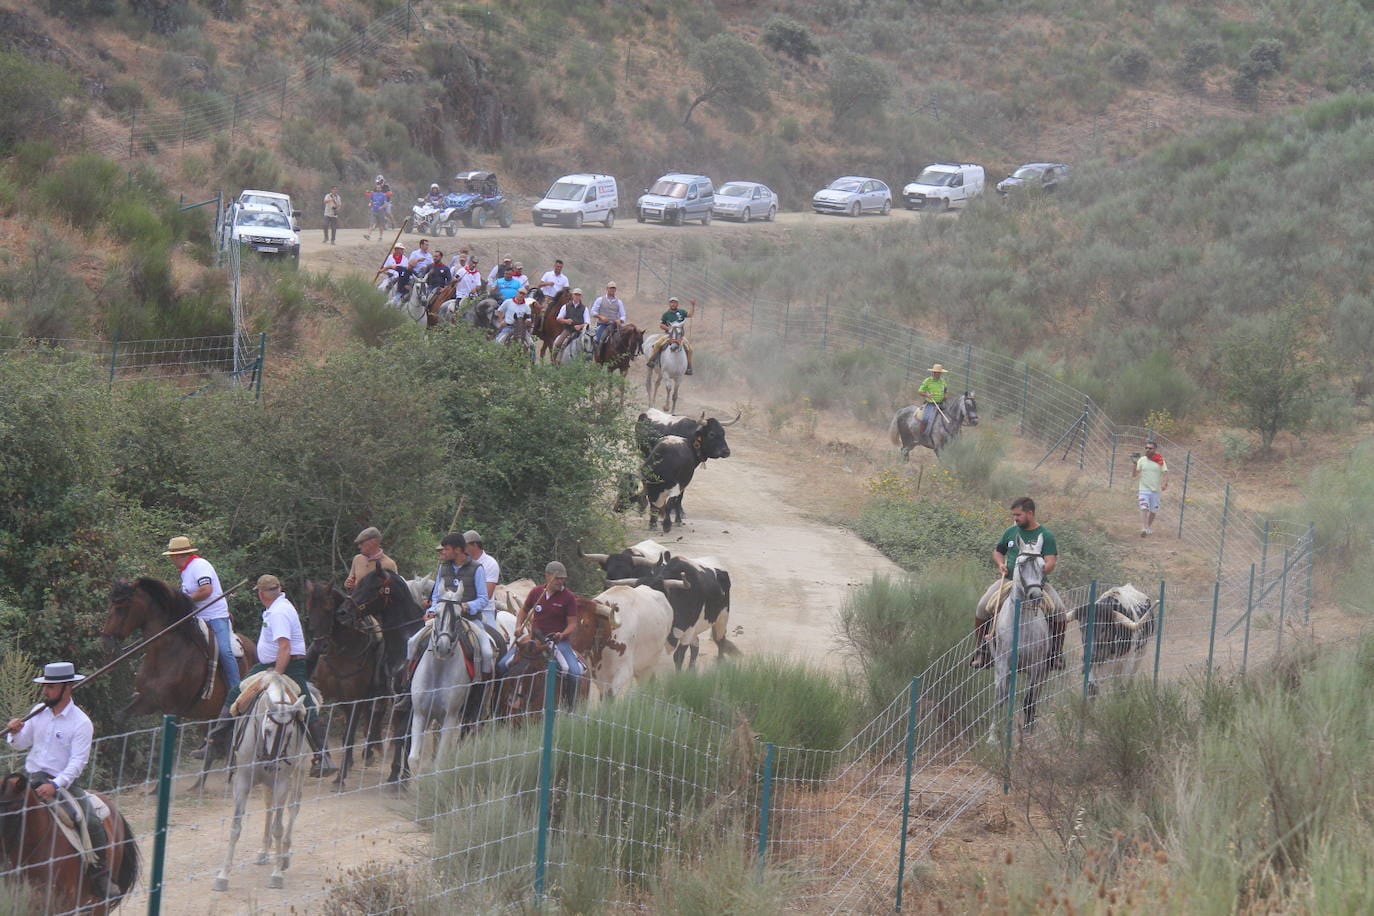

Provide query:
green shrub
left=219, top=147, right=282, bottom=196
left=36, top=154, right=123, bottom=229
left=826, top=49, right=892, bottom=120
left=1108, top=47, right=1151, bottom=84
left=107, top=200, right=174, bottom=249
left=762, top=15, right=820, bottom=63
left=0, top=51, right=74, bottom=152
left=853, top=497, right=991, bottom=571
left=103, top=78, right=144, bottom=114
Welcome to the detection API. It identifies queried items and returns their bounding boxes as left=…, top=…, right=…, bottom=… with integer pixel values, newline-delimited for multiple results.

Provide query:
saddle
left=408, top=609, right=505, bottom=682
left=230, top=671, right=321, bottom=716
left=43, top=786, right=110, bottom=868
left=196, top=618, right=244, bottom=701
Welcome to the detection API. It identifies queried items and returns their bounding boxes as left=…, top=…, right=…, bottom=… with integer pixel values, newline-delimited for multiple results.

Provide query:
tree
left=826, top=49, right=893, bottom=122
left=763, top=15, right=820, bottom=63
left=1217, top=309, right=1317, bottom=453
left=682, top=34, right=771, bottom=127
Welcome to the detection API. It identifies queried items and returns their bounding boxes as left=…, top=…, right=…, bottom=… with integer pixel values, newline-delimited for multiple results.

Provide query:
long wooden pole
left=372, top=225, right=407, bottom=281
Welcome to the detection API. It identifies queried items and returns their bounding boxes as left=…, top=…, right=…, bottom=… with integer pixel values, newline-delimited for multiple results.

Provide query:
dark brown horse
left=0, top=773, right=140, bottom=914
left=346, top=568, right=426, bottom=783
left=304, top=580, right=388, bottom=788
left=535, top=288, right=572, bottom=360
left=595, top=323, right=645, bottom=376
left=103, top=579, right=256, bottom=722
left=425, top=278, right=459, bottom=328
left=496, top=638, right=591, bottom=724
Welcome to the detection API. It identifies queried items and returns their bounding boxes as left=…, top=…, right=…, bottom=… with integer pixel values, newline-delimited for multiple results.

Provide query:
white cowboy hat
left=929, top=364, right=946, bottom=373
left=162, top=536, right=196, bottom=556
left=34, top=662, right=85, bottom=684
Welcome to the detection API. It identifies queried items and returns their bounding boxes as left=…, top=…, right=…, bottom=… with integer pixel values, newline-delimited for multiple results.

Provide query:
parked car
left=637, top=173, right=715, bottom=225
left=235, top=190, right=300, bottom=230
left=447, top=170, right=513, bottom=228
left=997, top=162, right=1070, bottom=195
left=532, top=173, right=619, bottom=228
left=711, top=181, right=778, bottom=223
left=902, top=163, right=985, bottom=211
left=812, top=176, right=891, bottom=217
left=229, top=204, right=300, bottom=265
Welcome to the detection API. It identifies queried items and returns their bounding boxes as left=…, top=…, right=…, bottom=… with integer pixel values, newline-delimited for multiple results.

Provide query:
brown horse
left=425, top=279, right=459, bottom=328
left=595, top=323, right=645, bottom=376
left=304, top=580, right=388, bottom=788
left=103, top=578, right=256, bottom=722
left=535, top=288, right=573, bottom=360
left=0, top=773, right=140, bottom=914
left=495, top=601, right=599, bottom=723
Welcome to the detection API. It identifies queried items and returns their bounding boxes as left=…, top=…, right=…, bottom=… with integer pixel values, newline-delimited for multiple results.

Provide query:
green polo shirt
left=917, top=376, right=948, bottom=403
left=661, top=307, right=689, bottom=325
left=996, top=524, right=1057, bottom=580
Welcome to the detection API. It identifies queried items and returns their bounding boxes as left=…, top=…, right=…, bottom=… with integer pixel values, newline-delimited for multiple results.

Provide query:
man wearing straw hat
left=915, top=364, right=949, bottom=440
left=164, top=536, right=240, bottom=698
left=5, top=662, right=117, bottom=899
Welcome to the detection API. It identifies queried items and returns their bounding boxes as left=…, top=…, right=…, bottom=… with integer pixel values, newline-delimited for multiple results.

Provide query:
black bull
left=606, top=555, right=739, bottom=669
left=632, top=412, right=737, bottom=532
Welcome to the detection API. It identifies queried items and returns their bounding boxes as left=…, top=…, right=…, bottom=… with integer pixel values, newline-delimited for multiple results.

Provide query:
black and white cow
left=580, top=540, right=671, bottom=582
left=607, top=553, right=738, bottom=669
left=633, top=408, right=737, bottom=529
left=1068, top=584, right=1156, bottom=695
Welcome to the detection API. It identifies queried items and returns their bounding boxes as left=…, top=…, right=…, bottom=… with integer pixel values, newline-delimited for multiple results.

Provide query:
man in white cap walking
left=345, top=526, right=399, bottom=591
left=6, top=661, right=118, bottom=899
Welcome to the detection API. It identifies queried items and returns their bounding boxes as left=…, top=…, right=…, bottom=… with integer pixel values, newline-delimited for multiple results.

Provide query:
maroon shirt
left=522, top=586, right=577, bottom=637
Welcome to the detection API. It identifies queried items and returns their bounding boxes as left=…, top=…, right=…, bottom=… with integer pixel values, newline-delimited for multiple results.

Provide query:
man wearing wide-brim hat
left=916, top=364, right=949, bottom=440
left=164, top=536, right=240, bottom=698
left=344, top=526, right=398, bottom=592
left=5, top=662, right=118, bottom=898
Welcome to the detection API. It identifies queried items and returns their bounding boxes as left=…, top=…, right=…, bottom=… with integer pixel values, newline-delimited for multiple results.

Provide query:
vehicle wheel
left=443, top=220, right=458, bottom=236
left=767, top=206, right=776, bottom=221
left=472, top=207, right=488, bottom=229
left=741, top=208, right=751, bottom=224
left=701, top=209, right=711, bottom=226
left=604, top=209, right=615, bottom=228
left=498, top=208, right=513, bottom=229
left=574, top=212, right=584, bottom=229
left=463, top=211, right=475, bottom=228
left=880, top=199, right=891, bottom=216
left=532, top=214, right=544, bottom=228
left=637, top=208, right=646, bottom=223
left=850, top=202, right=861, bottom=218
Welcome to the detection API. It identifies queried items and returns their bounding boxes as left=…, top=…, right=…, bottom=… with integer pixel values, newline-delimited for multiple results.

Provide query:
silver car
left=711, top=181, right=778, bottom=223
left=997, top=162, right=1070, bottom=195
left=812, top=176, right=891, bottom=217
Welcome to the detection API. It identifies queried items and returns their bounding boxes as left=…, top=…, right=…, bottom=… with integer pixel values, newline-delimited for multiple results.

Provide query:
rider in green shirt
left=916, top=365, right=948, bottom=437
left=971, top=497, right=1068, bottom=671
left=645, top=296, right=694, bottom=375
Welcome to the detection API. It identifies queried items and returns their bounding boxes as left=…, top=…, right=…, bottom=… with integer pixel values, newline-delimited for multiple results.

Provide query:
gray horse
left=986, top=533, right=1052, bottom=741
left=406, top=593, right=475, bottom=774
left=557, top=329, right=596, bottom=365
left=644, top=324, right=689, bottom=412
left=889, top=391, right=979, bottom=459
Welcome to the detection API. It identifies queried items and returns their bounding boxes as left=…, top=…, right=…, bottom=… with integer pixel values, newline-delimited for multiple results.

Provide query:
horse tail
left=889, top=407, right=916, bottom=446
left=113, top=811, right=141, bottom=902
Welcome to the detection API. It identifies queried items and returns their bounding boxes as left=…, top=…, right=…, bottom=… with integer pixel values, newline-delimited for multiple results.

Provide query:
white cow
left=588, top=585, right=674, bottom=699
left=494, top=578, right=537, bottom=616
left=1066, top=583, right=1156, bottom=695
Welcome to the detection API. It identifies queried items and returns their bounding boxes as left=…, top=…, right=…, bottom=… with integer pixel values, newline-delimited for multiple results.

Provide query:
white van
left=532, top=174, right=619, bottom=228
left=902, top=163, right=985, bottom=211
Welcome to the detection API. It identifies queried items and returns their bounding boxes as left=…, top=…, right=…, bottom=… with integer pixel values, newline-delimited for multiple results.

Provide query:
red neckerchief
left=1147, top=451, right=1164, bottom=465
left=464, top=266, right=479, bottom=274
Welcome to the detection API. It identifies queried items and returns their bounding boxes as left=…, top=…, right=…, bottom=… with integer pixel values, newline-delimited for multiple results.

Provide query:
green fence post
left=894, top=675, right=921, bottom=912
left=108, top=333, right=120, bottom=388
left=1080, top=580, right=1098, bottom=702
left=1305, top=522, right=1315, bottom=624
left=147, top=714, right=177, bottom=915
left=1205, top=579, right=1221, bottom=686
left=1019, top=363, right=1029, bottom=435
left=1276, top=548, right=1289, bottom=656
left=1216, top=483, right=1231, bottom=579
left=757, top=742, right=777, bottom=876
left=1003, top=598, right=1023, bottom=794
left=1241, top=563, right=1256, bottom=676
left=534, top=656, right=558, bottom=904
left=254, top=333, right=267, bottom=400
left=1176, top=451, right=1191, bottom=539
left=1107, top=433, right=1118, bottom=489
left=1152, top=580, right=1166, bottom=688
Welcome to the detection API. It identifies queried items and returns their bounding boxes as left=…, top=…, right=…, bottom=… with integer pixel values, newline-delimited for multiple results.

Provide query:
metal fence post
left=1305, top=522, right=1315, bottom=623
left=963, top=343, right=972, bottom=393
left=635, top=247, right=642, bottom=295
left=534, top=657, right=558, bottom=904
left=749, top=299, right=755, bottom=334
left=1205, top=579, right=1221, bottom=685
left=894, top=674, right=921, bottom=913
left=147, top=714, right=177, bottom=915
left=1003, top=598, right=1023, bottom=793
left=1077, top=399, right=1090, bottom=470
left=1216, top=483, right=1231, bottom=578
left=1259, top=519, right=1270, bottom=583
left=1276, top=548, right=1289, bottom=655
left=108, top=333, right=120, bottom=388
left=1152, top=580, right=1166, bottom=688
left=252, top=333, right=267, bottom=400
left=904, top=329, right=913, bottom=380
left=783, top=297, right=790, bottom=342
left=757, top=742, right=776, bottom=876
left=1107, top=433, right=1118, bottom=489
left=1177, top=451, right=1191, bottom=539
left=822, top=294, right=830, bottom=351
left=1241, top=564, right=1256, bottom=676
left=1019, top=363, right=1029, bottom=434
left=1081, top=580, right=1098, bottom=703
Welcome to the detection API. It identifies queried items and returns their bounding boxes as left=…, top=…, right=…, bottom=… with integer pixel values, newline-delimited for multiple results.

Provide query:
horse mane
left=133, top=577, right=209, bottom=647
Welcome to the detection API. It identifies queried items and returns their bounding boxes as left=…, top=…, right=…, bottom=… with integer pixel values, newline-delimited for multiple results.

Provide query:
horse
left=556, top=327, right=596, bottom=365
left=213, top=673, right=308, bottom=893
left=474, top=296, right=501, bottom=337
left=0, top=773, right=140, bottom=914
left=643, top=323, right=689, bottom=412
left=986, top=534, right=1052, bottom=741
left=303, top=580, right=387, bottom=789
left=406, top=595, right=476, bottom=774
left=496, top=638, right=591, bottom=724
left=889, top=391, right=980, bottom=459
left=425, top=279, right=459, bottom=328
left=536, top=288, right=573, bottom=360
left=595, top=324, right=645, bottom=376
left=501, top=315, right=537, bottom=362
left=346, top=568, right=426, bottom=783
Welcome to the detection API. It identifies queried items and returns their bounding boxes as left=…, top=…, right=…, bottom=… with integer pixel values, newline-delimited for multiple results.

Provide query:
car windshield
left=545, top=181, right=586, bottom=201
left=238, top=210, right=290, bottom=229
left=915, top=169, right=956, bottom=187
left=718, top=183, right=751, bottom=198
left=1011, top=166, right=1044, bottom=180
left=827, top=179, right=862, bottom=192
left=241, top=195, right=288, bottom=213
left=649, top=180, right=689, bottom=199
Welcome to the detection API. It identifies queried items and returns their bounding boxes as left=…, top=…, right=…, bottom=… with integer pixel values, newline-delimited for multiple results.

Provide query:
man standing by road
left=323, top=186, right=342, bottom=245
left=164, top=536, right=240, bottom=697
left=345, top=526, right=399, bottom=591
left=645, top=296, right=695, bottom=375
left=1132, top=438, right=1168, bottom=537
left=591, top=282, right=627, bottom=347
left=970, top=498, right=1067, bottom=670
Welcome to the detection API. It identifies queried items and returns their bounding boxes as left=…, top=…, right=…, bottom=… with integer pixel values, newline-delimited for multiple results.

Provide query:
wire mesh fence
left=0, top=332, right=266, bottom=394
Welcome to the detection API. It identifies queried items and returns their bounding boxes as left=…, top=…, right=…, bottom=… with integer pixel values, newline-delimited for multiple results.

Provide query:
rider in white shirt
left=454, top=256, right=484, bottom=299
left=488, top=256, right=514, bottom=287
left=539, top=259, right=571, bottom=300
left=591, top=282, right=627, bottom=346
left=494, top=289, right=533, bottom=342
left=407, top=239, right=435, bottom=275
left=553, top=288, right=591, bottom=354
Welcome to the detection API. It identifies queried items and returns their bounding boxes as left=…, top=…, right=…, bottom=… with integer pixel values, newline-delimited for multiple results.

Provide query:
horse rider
left=209, top=575, right=338, bottom=777
left=553, top=288, right=590, bottom=355
left=422, top=533, right=496, bottom=678
left=344, top=526, right=399, bottom=591
left=463, top=530, right=500, bottom=600
left=383, top=243, right=413, bottom=301
left=5, top=662, right=118, bottom=900
left=645, top=296, right=695, bottom=376
left=591, top=282, right=627, bottom=348
left=407, top=238, right=435, bottom=277
left=502, top=561, right=584, bottom=706
left=165, top=536, right=240, bottom=762
left=454, top=255, right=484, bottom=300
left=426, top=250, right=452, bottom=300
left=915, top=364, right=949, bottom=440
left=491, top=264, right=525, bottom=306
left=509, top=261, right=530, bottom=291
left=971, top=497, right=1067, bottom=670
left=494, top=288, right=533, bottom=344
left=488, top=256, right=514, bottom=287
left=539, top=259, right=571, bottom=301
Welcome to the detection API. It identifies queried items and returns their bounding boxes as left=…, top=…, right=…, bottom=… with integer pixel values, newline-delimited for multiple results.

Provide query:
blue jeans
left=205, top=616, right=241, bottom=693
left=922, top=402, right=939, bottom=428
left=497, top=638, right=583, bottom=678
left=594, top=322, right=615, bottom=345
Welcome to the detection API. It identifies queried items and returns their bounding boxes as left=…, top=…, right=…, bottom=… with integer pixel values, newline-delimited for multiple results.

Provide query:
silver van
left=637, top=173, right=715, bottom=226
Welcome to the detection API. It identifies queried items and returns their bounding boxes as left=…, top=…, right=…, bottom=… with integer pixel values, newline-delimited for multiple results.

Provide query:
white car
left=711, top=181, right=778, bottom=223
left=902, top=163, right=985, bottom=211
left=229, top=205, right=300, bottom=265
left=532, top=173, right=619, bottom=228
left=235, top=190, right=300, bottom=230
left=812, top=176, right=891, bottom=217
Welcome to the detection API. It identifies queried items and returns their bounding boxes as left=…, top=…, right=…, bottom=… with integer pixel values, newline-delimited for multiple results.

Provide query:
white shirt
left=498, top=298, right=532, bottom=325
left=8, top=701, right=93, bottom=789
left=592, top=295, right=626, bottom=323
left=180, top=556, right=228, bottom=621
left=408, top=249, right=434, bottom=273
left=257, top=594, right=307, bottom=663
left=539, top=270, right=570, bottom=298
left=454, top=267, right=483, bottom=299
left=475, top=551, right=500, bottom=592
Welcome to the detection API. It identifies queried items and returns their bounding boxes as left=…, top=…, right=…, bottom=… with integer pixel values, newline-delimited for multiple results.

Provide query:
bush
left=1248, top=38, right=1284, bottom=78
left=1217, top=308, right=1316, bottom=452
left=0, top=51, right=74, bottom=152
left=1108, top=47, right=1151, bottom=84
left=762, top=15, right=820, bottom=63
left=35, top=154, right=123, bottom=230
left=1176, top=39, right=1221, bottom=91
left=103, top=78, right=144, bottom=114
left=853, top=497, right=993, bottom=571
left=826, top=49, right=893, bottom=120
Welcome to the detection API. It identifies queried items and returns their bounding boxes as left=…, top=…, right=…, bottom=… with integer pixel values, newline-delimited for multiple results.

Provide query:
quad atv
left=448, top=170, right=514, bottom=229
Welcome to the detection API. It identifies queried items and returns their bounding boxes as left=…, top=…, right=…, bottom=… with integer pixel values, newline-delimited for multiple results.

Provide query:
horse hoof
left=213, top=878, right=229, bottom=892
left=268, top=875, right=284, bottom=889
left=256, top=852, right=271, bottom=865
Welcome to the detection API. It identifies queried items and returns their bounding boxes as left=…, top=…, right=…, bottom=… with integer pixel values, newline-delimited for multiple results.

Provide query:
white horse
left=889, top=391, right=980, bottom=459
left=214, top=673, right=308, bottom=892
left=557, top=328, right=596, bottom=365
left=988, top=534, right=1052, bottom=742
left=407, top=594, right=478, bottom=773
left=643, top=323, right=689, bottom=412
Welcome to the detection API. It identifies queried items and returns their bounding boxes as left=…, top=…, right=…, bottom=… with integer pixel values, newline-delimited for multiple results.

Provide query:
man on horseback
left=491, top=264, right=525, bottom=306
left=165, top=536, right=240, bottom=698
left=539, top=259, right=571, bottom=301
left=211, top=576, right=337, bottom=777
left=553, top=288, right=590, bottom=356
left=425, top=533, right=497, bottom=678
left=645, top=296, right=695, bottom=376
left=591, top=282, right=627, bottom=349
left=5, top=662, right=118, bottom=900
left=494, top=288, right=534, bottom=344
left=344, top=526, right=399, bottom=592
left=502, top=561, right=584, bottom=706
left=488, top=256, right=514, bottom=288
left=916, top=364, right=949, bottom=440
left=464, top=530, right=500, bottom=599
left=971, top=497, right=1068, bottom=670
left=454, top=255, right=484, bottom=301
